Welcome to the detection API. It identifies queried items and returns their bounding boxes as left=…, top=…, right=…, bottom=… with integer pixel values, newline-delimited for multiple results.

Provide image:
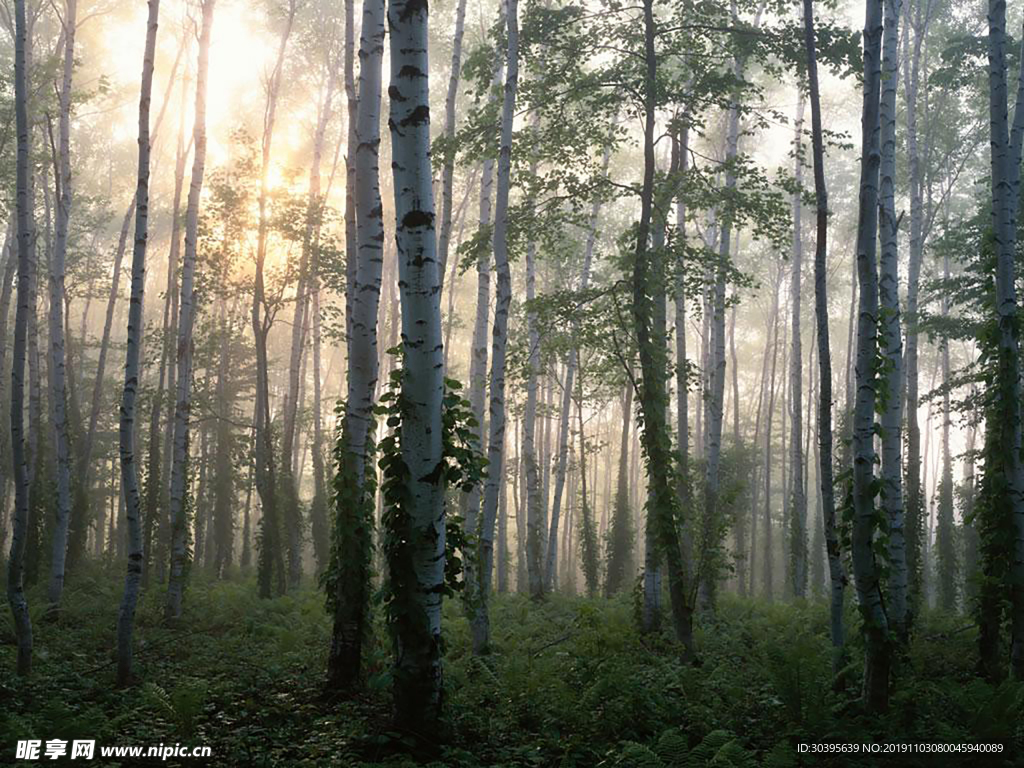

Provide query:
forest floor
left=2, top=564, right=1022, bottom=767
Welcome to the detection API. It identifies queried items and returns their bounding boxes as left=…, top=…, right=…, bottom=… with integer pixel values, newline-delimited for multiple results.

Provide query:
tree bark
left=328, top=0, right=386, bottom=688
left=803, top=0, right=847, bottom=675
left=117, top=0, right=159, bottom=685
left=472, top=0, right=519, bottom=653
left=45, top=0, right=76, bottom=610
left=986, top=0, right=1024, bottom=680
left=901, top=0, right=928, bottom=618
left=879, top=0, right=907, bottom=637
left=634, top=0, right=694, bottom=660
left=8, top=0, right=34, bottom=677
left=165, top=0, right=215, bottom=620
left=788, top=88, right=807, bottom=600
left=387, top=0, right=445, bottom=730
left=852, top=0, right=890, bottom=711
left=436, top=0, right=469, bottom=292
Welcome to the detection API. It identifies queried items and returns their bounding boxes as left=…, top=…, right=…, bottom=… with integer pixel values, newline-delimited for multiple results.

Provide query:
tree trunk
left=935, top=249, right=955, bottom=611
left=212, top=305, right=234, bottom=578
left=436, top=0, right=469, bottom=292
left=165, top=0, right=215, bottom=619
left=0, top=225, right=15, bottom=569
left=328, top=0, right=386, bottom=689
left=461, top=35, right=499, bottom=633
left=804, top=0, right=847, bottom=675
left=8, top=0, right=34, bottom=677
left=901, top=0, right=929, bottom=619
left=878, top=0, right=907, bottom=638
left=762, top=283, right=781, bottom=601
left=986, top=0, right=1024, bottom=680
left=117, top=0, right=159, bottom=685
left=472, top=0, right=519, bottom=653
left=45, top=0, right=76, bottom=611
left=851, top=0, right=890, bottom=711
left=788, top=88, right=807, bottom=600
left=604, top=381, right=634, bottom=597
left=634, top=0, right=694, bottom=660
left=386, top=0, right=445, bottom=730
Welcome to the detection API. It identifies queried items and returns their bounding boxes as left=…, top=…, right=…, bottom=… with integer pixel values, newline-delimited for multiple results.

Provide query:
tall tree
left=788, top=88, right=806, bottom=600
left=901, top=0, right=931, bottom=617
left=253, top=0, right=297, bottom=599
left=117, top=0, right=160, bottom=686
left=878, top=0, right=907, bottom=637
left=436, top=0, right=469, bottom=291
left=634, top=0, right=694, bottom=660
left=166, top=0, right=215, bottom=619
left=473, top=0, right=519, bottom=652
left=7, top=0, right=34, bottom=677
left=328, top=0, right=387, bottom=687
left=984, top=0, right=1024, bottom=680
left=803, top=0, right=846, bottom=674
left=851, top=0, right=890, bottom=711
left=45, top=0, right=76, bottom=609
left=386, top=0, right=445, bottom=730
left=935, top=249, right=955, bottom=611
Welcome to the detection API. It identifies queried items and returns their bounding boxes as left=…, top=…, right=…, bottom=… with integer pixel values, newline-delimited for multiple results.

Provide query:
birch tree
left=803, top=0, right=846, bottom=674
left=473, top=0, right=519, bottom=651
left=253, top=0, right=296, bottom=599
left=634, top=0, right=694, bottom=660
left=436, top=0, right=469, bottom=290
left=45, top=0, right=76, bottom=610
left=851, top=0, right=890, bottom=711
left=117, top=0, right=160, bottom=686
left=386, top=0, right=446, bottom=729
left=788, top=88, right=806, bottom=600
left=7, top=0, right=34, bottom=677
left=166, top=0, right=215, bottom=619
left=985, top=0, right=1024, bottom=681
left=328, top=0, right=387, bottom=688
left=878, top=0, right=907, bottom=637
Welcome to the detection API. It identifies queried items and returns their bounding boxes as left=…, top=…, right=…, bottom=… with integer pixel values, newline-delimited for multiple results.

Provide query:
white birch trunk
left=117, top=0, right=159, bottom=685
left=7, top=0, right=34, bottom=677
left=436, top=0, right=469, bottom=291
left=878, top=0, right=906, bottom=635
left=327, top=0, right=386, bottom=687
left=473, top=0, right=519, bottom=652
left=852, top=0, right=890, bottom=711
left=165, top=0, right=214, bottom=619
left=387, top=0, right=445, bottom=727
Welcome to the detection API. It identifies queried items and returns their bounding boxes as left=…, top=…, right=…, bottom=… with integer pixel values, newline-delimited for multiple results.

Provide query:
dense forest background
left=1, top=0, right=1023, bottom=765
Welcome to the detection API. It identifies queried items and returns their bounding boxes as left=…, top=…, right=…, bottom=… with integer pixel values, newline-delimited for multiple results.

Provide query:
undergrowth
left=1, top=562, right=1021, bottom=766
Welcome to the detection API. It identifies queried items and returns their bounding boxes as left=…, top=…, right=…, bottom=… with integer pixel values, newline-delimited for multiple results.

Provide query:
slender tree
left=45, top=0, right=76, bottom=610
left=7, top=0, right=34, bottom=676
left=328, top=0, right=387, bottom=688
left=166, top=0, right=215, bottom=619
left=473, top=0, right=519, bottom=651
left=878, top=0, right=907, bottom=637
left=634, top=0, right=694, bottom=659
left=851, top=0, right=890, bottom=711
left=803, top=0, right=846, bottom=674
left=117, top=0, right=160, bottom=685
left=788, top=88, right=806, bottom=600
